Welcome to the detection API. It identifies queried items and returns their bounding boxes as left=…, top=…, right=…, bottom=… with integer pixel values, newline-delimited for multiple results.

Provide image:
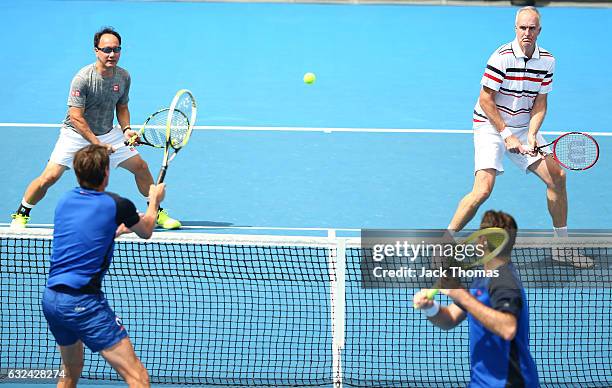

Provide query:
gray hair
left=515, top=6, right=541, bottom=26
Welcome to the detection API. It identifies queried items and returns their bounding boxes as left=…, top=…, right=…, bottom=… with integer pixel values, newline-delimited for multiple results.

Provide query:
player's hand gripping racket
left=414, top=227, right=510, bottom=307
left=531, top=132, right=599, bottom=171
left=156, top=89, right=197, bottom=184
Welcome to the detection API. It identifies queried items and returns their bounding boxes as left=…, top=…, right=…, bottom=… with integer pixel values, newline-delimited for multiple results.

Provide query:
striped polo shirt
left=473, top=39, right=555, bottom=128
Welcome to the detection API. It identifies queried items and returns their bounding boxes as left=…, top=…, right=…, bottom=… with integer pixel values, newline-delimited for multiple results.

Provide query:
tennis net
left=1, top=228, right=611, bottom=387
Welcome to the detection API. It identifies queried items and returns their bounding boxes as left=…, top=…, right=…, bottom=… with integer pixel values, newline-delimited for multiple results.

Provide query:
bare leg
left=100, top=337, right=150, bottom=388
left=529, top=155, right=567, bottom=228
left=118, top=155, right=153, bottom=197
left=57, top=341, right=84, bottom=388
left=22, top=161, right=67, bottom=206
left=448, top=169, right=497, bottom=231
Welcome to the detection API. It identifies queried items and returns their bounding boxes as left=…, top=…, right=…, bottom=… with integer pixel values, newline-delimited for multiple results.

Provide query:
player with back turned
left=42, top=144, right=165, bottom=388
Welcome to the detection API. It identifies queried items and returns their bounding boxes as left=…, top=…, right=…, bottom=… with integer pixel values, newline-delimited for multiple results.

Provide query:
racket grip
left=156, top=166, right=167, bottom=184
left=425, top=289, right=440, bottom=300
left=412, top=289, right=441, bottom=309
left=124, top=134, right=138, bottom=146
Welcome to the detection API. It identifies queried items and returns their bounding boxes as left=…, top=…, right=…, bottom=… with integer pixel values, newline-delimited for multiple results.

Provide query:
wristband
left=421, top=300, right=440, bottom=317
left=122, top=126, right=131, bottom=133
left=500, top=128, right=512, bottom=140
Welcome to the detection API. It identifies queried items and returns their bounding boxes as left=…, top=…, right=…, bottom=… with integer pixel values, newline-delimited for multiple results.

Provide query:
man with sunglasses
left=10, top=27, right=181, bottom=230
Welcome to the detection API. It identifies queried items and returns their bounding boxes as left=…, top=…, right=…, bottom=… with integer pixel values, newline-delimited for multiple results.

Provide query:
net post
left=329, top=230, right=345, bottom=388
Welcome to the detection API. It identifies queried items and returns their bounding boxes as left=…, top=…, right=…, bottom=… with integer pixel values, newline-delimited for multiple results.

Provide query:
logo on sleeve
left=71, top=89, right=81, bottom=97
left=113, top=84, right=120, bottom=93
left=115, top=316, right=125, bottom=331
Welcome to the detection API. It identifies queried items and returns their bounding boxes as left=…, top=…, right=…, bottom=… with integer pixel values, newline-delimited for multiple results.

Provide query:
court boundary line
left=1, top=122, right=611, bottom=136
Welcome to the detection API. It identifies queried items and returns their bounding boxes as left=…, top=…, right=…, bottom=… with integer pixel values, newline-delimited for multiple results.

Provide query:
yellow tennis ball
left=303, top=72, right=316, bottom=84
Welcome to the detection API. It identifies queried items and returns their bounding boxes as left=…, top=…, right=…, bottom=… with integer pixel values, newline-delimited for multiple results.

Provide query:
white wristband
left=500, top=128, right=512, bottom=140
left=421, top=300, right=440, bottom=317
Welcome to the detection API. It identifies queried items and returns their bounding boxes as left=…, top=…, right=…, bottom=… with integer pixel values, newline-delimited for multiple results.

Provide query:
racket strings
left=554, top=133, right=598, bottom=170
left=168, top=110, right=190, bottom=148
left=168, top=94, right=194, bottom=148
left=142, top=113, right=168, bottom=147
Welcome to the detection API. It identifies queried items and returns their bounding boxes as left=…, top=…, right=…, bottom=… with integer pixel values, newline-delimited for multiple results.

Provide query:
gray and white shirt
left=63, top=64, right=131, bottom=135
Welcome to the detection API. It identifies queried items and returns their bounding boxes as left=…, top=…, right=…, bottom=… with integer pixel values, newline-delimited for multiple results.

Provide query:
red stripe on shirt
left=542, top=80, right=552, bottom=86
left=484, top=73, right=502, bottom=83
left=506, top=76, right=543, bottom=83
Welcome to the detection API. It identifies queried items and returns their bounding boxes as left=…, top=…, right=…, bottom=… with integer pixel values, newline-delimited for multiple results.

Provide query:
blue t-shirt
left=47, top=187, right=140, bottom=293
left=462, top=263, right=539, bottom=388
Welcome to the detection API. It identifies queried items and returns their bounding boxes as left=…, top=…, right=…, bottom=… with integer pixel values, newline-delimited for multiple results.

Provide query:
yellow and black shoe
left=10, top=213, right=30, bottom=228
left=156, top=209, right=181, bottom=230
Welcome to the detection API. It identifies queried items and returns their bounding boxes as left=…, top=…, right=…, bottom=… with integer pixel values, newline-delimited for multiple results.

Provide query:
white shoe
left=552, top=248, right=594, bottom=269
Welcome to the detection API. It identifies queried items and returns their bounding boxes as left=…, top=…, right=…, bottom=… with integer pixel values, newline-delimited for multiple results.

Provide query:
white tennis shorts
left=50, top=126, right=139, bottom=169
left=473, top=124, right=551, bottom=175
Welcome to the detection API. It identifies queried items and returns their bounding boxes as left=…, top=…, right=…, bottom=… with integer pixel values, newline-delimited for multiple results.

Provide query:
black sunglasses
left=96, top=46, right=122, bottom=54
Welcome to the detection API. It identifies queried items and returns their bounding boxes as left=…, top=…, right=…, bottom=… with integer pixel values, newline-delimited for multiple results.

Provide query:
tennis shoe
left=552, top=248, right=594, bottom=269
left=10, top=213, right=30, bottom=228
left=157, top=209, right=181, bottom=230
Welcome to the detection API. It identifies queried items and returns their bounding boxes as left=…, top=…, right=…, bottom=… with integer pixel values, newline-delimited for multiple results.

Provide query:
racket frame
left=535, top=131, right=599, bottom=171
left=157, top=89, right=197, bottom=184
left=423, top=227, right=510, bottom=300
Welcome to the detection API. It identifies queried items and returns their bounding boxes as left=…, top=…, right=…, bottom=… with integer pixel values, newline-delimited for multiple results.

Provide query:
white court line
left=0, top=222, right=361, bottom=232
left=1, top=122, right=611, bottom=136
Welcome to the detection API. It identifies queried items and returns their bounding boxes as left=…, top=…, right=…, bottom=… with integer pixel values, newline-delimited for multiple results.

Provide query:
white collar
left=512, top=39, right=540, bottom=60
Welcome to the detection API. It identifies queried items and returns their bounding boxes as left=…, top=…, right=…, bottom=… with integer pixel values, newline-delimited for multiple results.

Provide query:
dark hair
left=94, top=27, right=121, bottom=47
left=480, top=210, right=518, bottom=257
left=73, top=145, right=109, bottom=189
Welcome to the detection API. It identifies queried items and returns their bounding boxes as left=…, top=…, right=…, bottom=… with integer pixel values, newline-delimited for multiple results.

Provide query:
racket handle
left=425, top=289, right=440, bottom=300
left=156, top=166, right=167, bottom=184
left=412, top=288, right=441, bottom=309
left=124, top=134, right=138, bottom=146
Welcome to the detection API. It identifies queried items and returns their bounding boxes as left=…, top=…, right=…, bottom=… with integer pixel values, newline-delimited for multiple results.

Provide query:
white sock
left=554, top=226, right=568, bottom=238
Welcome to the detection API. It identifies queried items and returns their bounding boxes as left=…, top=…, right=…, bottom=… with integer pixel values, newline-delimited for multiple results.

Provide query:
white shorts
left=473, top=124, right=552, bottom=175
left=50, top=126, right=139, bottom=169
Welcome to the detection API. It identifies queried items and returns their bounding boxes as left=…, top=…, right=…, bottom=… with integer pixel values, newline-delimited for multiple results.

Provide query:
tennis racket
left=124, top=108, right=187, bottom=148
left=531, top=132, right=599, bottom=171
left=416, top=227, right=510, bottom=305
left=156, top=89, right=197, bottom=184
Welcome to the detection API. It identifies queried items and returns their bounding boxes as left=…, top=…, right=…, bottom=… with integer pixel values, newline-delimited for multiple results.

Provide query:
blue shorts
left=41, top=287, right=128, bottom=353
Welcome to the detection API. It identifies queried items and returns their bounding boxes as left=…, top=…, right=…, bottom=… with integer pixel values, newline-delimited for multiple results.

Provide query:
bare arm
left=429, top=304, right=466, bottom=330
left=444, top=288, right=517, bottom=341
left=479, top=86, right=506, bottom=132
left=116, top=103, right=140, bottom=143
left=479, top=86, right=528, bottom=155
left=125, top=183, right=166, bottom=239
left=69, top=106, right=102, bottom=145
left=413, top=290, right=466, bottom=330
left=527, top=93, right=548, bottom=149
left=116, top=103, right=130, bottom=132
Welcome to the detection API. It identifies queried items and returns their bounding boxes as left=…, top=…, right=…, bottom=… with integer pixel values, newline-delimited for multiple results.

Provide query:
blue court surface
left=0, top=0, right=610, bottom=230
left=1, top=1, right=611, bottom=387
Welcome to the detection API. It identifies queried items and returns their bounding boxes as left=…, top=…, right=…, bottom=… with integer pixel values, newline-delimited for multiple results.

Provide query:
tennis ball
left=303, top=72, right=316, bottom=84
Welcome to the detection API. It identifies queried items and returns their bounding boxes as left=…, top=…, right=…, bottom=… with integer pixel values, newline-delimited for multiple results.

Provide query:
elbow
left=500, top=325, right=517, bottom=341
left=69, top=114, right=83, bottom=127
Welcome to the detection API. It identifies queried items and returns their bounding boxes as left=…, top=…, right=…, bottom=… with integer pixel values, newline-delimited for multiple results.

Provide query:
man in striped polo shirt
left=448, top=6, right=592, bottom=268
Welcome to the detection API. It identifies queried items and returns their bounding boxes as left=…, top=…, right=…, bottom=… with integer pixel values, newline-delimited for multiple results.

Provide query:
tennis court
left=1, top=0, right=611, bottom=387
